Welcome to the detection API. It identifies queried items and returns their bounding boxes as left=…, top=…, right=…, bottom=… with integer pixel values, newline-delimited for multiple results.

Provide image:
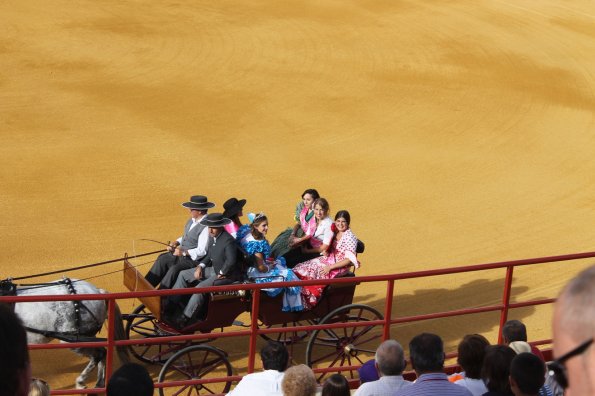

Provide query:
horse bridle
left=0, top=278, right=17, bottom=297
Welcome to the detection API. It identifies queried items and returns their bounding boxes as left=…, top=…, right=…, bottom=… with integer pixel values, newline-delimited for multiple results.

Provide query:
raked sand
left=2, top=0, right=595, bottom=390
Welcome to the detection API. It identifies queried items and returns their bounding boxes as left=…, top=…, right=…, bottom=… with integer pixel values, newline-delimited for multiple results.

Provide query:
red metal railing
left=3, top=249, right=595, bottom=394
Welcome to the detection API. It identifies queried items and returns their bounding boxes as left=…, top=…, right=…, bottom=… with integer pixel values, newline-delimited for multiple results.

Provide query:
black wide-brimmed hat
left=181, top=195, right=215, bottom=210
left=199, top=213, right=232, bottom=227
left=223, top=197, right=247, bottom=218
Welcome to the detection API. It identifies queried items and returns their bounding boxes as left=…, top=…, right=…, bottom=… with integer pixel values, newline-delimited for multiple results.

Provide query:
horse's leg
left=75, top=350, right=96, bottom=389
left=95, top=358, right=106, bottom=388
left=74, top=347, right=106, bottom=389
left=94, top=348, right=107, bottom=388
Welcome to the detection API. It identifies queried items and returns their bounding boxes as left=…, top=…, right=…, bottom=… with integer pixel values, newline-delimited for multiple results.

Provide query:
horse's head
left=0, top=279, right=17, bottom=297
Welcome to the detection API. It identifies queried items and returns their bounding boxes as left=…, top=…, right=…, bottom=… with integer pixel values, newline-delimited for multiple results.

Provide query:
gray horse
left=13, top=278, right=129, bottom=389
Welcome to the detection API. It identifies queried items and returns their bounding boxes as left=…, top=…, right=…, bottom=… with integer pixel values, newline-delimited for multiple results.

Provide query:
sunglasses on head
left=547, top=338, right=593, bottom=389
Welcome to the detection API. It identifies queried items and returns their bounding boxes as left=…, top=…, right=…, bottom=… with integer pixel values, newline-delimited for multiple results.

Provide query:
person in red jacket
left=501, top=320, right=545, bottom=362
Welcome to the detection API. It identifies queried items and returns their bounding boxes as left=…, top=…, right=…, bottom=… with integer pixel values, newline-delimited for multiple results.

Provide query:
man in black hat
left=166, top=213, right=242, bottom=328
left=144, top=195, right=215, bottom=289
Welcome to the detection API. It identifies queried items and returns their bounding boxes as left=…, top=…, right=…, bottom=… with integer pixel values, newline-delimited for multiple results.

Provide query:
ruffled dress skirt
left=247, top=258, right=303, bottom=312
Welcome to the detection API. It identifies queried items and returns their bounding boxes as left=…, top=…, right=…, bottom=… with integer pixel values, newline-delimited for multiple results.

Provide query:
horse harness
left=2, top=278, right=105, bottom=343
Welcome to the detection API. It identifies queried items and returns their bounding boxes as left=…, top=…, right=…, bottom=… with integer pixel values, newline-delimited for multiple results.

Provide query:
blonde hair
left=29, top=378, right=50, bottom=396
left=281, top=364, right=317, bottom=396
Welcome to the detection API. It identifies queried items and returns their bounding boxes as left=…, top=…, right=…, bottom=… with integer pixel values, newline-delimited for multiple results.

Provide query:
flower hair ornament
left=247, top=212, right=266, bottom=224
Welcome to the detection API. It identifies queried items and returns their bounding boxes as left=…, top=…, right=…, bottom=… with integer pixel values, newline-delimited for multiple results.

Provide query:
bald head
left=553, top=264, right=595, bottom=396
left=375, top=340, right=406, bottom=376
left=556, top=265, right=595, bottom=342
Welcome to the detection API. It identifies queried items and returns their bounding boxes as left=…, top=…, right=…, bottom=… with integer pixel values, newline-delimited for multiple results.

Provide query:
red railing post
left=248, top=289, right=261, bottom=374
left=383, top=280, right=394, bottom=341
left=498, top=265, right=514, bottom=344
left=105, top=298, right=117, bottom=387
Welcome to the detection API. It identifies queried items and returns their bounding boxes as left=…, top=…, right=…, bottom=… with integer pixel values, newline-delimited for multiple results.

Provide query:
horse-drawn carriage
left=122, top=257, right=383, bottom=395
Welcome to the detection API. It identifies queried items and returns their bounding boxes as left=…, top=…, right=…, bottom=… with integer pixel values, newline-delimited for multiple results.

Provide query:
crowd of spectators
left=227, top=310, right=574, bottom=396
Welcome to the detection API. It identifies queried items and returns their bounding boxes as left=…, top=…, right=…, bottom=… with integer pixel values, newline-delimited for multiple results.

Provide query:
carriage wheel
left=258, top=319, right=314, bottom=345
left=158, top=345, right=233, bottom=396
left=305, top=304, right=383, bottom=382
left=124, top=304, right=188, bottom=364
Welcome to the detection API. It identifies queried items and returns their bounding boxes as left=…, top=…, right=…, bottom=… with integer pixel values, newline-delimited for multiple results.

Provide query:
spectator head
left=408, top=333, right=445, bottom=374
left=509, top=341, right=532, bottom=355
left=282, top=364, right=317, bottom=396
left=502, top=320, right=528, bottom=344
left=509, top=352, right=545, bottom=396
left=357, top=359, right=379, bottom=384
left=456, top=334, right=490, bottom=380
left=482, top=345, right=516, bottom=394
left=553, top=264, right=595, bottom=395
left=375, top=340, right=406, bottom=376
left=106, top=363, right=153, bottom=396
left=261, top=341, right=289, bottom=372
left=321, top=374, right=350, bottom=396
left=0, top=303, right=31, bottom=396
left=28, top=378, right=50, bottom=396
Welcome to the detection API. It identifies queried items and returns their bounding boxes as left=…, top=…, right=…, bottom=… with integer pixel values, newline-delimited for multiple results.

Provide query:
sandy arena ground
left=2, top=0, right=595, bottom=391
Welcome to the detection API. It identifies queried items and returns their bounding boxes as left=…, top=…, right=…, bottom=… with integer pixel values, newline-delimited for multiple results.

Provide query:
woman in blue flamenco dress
left=237, top=212, right=303, bottom=312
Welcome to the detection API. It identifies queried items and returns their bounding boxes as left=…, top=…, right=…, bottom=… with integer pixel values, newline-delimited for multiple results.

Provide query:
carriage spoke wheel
left=306, top=304, right=383, bottom=382
left=257, top=318, right=316, bottom=365
left=258, top=319, right=315, bottom=345
left=125, top=304, right=190, bottom=364
left=158, top=345, right=233, bottom=396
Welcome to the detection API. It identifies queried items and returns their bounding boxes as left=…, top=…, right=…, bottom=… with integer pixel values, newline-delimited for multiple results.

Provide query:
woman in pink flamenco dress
left=270, top=189, right=322, bottom=267
left=293, top=210, right=360, bottom=310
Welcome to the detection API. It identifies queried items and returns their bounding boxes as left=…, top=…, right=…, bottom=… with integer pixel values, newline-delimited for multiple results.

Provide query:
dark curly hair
left=457, top=334, right=490, bottom=379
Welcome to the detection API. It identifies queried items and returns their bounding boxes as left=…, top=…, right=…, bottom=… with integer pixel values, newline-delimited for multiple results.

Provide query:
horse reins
left=11, top=249, right=164, bottom=281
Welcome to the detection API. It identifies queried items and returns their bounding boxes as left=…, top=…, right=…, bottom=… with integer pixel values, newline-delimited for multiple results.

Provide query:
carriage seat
left=356, top=239, right=365, bottom=254
left=322, top=266, right=358, bottom=296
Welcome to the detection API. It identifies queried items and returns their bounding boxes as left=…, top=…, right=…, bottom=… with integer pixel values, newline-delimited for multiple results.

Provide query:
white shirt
left=454, top=377, right=488, bottom=396
left=354, top=375, right=412, bottom=396
left=177, top=214, right=209, bottom=261
left=312, top=217, right=333, bottom=246
left=226, top=370, right=284, bottom=396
